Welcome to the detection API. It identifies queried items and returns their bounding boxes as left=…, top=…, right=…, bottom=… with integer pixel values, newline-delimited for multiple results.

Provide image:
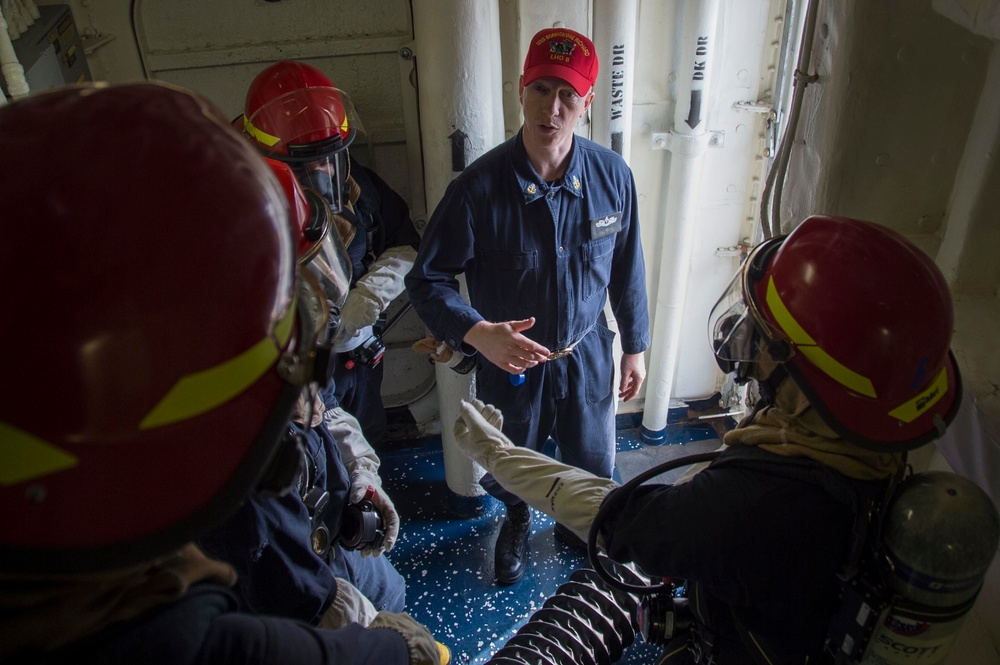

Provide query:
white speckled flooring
left=378, top=414, right=725, bottom=664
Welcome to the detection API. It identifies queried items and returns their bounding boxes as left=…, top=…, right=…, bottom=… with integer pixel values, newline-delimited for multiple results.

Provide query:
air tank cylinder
left=860, top=472, right=999, bottom=665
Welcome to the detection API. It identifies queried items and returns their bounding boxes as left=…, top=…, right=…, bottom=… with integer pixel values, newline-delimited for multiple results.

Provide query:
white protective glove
left=451, top=399, right=507, bottom=467
left=317, top=577, right=378, bottom=629
left=369, top=611, right=450, bottom=665
left=338, top=287, right=382, bottom=341
left=324, top=406, right=400, bottom=555
left=454, top=399, right=619, bottom=543
left=348, top=466, right=400, bottom=557
left=336, top=244, right=417, bottom=341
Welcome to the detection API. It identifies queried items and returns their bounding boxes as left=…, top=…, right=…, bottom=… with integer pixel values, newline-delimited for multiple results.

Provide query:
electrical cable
left=759, top=0, right=820, bottom=239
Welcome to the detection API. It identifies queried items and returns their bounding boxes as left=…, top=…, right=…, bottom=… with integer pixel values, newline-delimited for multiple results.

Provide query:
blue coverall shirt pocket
left=479, top=249, right=538, bottom=316
left=580, top=234, right=616, bottom=302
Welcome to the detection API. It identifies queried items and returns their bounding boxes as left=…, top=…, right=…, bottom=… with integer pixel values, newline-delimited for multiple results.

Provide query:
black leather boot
left=494, top=502, right=531, bottom=585
left=553, top=522, right=587, bottom=551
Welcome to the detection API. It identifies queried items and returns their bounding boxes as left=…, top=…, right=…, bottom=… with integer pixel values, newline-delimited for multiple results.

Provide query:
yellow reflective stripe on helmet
left=766, top=276, right=877, bottom=398
left=0, top=422, right=78, bottom=486
left=140, top=303, right=296, bottom=429
left=888, top=367, right=948, bottom=423
left=243, top=115, right=280, bottom=148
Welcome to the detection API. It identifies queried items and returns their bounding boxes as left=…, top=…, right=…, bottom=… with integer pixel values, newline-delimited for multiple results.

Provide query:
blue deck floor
left=377, top=413, right=728, bottom=664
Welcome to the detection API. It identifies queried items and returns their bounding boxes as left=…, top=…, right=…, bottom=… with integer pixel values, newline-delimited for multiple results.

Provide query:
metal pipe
left=592, top=0, right=638, bottom=161
left=640, top=0, right=723, bottom=443
left=411, top=0, right=504, bottom=500
left=760, top=0, right=819, bottom=239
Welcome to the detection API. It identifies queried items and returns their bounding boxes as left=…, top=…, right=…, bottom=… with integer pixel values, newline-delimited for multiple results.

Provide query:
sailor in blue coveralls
left=406, top=27, right=650, bottom=585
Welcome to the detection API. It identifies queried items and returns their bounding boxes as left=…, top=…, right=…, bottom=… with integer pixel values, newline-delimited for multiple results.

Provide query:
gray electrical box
left=1, top=4, right=91, bottom=98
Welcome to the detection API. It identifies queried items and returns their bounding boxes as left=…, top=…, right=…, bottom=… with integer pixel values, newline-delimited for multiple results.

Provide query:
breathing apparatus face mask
left=708, top=271, right=763, bottom=382
left=294, top=150, right=350, bottom=214
left=708, top=239, right=791, bottom=383
left=302, top=236, right=350, bottom=341
left=294, top=186, right=352, bottom=346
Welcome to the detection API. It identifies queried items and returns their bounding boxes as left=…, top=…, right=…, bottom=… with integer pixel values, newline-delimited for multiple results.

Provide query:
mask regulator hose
left=484, top=451, right=722, bottom=664
left=484, top=553, right=648, bottom=665
left=587, top=451, right=721, bottom=595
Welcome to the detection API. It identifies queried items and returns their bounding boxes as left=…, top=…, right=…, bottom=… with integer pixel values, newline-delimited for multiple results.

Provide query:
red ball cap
left=523, top=27, right=599, bottom=96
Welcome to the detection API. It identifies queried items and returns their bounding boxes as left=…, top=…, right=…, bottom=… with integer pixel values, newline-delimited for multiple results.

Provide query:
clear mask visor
left=297, top=189, right=352, bottom=342
left=293, top=151, right=350, bottom=214
left=303, top=233, right=351, bottom=334
left=708, top=270, right=759, bottom=364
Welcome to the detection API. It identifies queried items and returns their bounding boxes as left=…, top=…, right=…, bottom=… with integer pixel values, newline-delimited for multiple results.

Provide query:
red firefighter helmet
left=0, top=82, right=313, bottom=574
left=242, top=61, right=363, bottom=213
left=710, top=215, right=961, bottom=451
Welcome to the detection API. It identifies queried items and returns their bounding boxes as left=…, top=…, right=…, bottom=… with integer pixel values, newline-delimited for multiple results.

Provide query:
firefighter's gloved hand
left=411, top=337, right=440, bottom=358
left=160, top=543, right=238, bottom=590
left=412, top=337, right=475, bottom=374
left=412, top=336, right=462, bottom=368
left=452, top=399, right=509, bottom=468
left=292, top=391, right=325, bottom=428
left=338, top=287, right=382, bottom=341
left=454, top=400, right=618, bottom=543
left=318, top=577, right=378, bottom=629
left=369, top=611, right=451, bottom=665
left=349, top=468, right=400, bottom=556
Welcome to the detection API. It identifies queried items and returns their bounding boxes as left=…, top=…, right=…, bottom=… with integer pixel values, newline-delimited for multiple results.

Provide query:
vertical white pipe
left=641, top=0, right=723, bottom=442
left=592, top=0, right=637, bottom=161
left=591, top=0, right=637, bottom=416
left=412, top=0, right=503, bottom=499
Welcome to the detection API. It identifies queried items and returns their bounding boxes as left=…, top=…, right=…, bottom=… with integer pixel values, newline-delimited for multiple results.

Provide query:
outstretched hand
left=463, top=318, right=550, bottom=375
